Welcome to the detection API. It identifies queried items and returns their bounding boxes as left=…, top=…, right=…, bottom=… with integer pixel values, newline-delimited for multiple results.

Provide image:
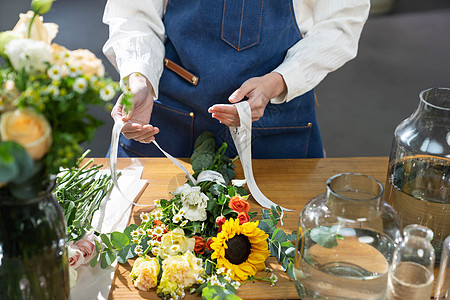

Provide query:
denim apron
left=117, top=0, right=324, bottom=159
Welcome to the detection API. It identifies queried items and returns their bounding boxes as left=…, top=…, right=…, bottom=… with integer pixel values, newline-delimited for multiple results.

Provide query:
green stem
left=27, top=12, right=38, bottom=38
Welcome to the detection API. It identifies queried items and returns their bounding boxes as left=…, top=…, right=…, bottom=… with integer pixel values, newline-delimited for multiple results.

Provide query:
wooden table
left=98, top=156, right=391, bottom=299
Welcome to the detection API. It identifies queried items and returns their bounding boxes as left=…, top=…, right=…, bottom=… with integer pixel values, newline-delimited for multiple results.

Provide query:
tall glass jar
left=386, top=225, right=435, bottom=300
left=384, top=87, right=450, bottom=260
left=294, top=173, right=400, bottom=300
left=0, top=179, right=70, bottom=299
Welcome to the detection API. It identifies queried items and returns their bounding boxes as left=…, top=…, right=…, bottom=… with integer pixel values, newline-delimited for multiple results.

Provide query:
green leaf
left=111, top=231, right=129, bottom=250
left=124, top=224, right=139, bottom=238
left=100, top=250, right=117, bottom=269
left=209, top=183, right=223, bottom=196
left=202, top=286, right=242, bottom=300
left=90, top=250, right=99, bottom=268
left=310, top=226, right=341, bottom=249
left=192, top=153, right=214, bottom=172
left=101, top=234, right=114, bottom=250
left=272, top=228, right=288, bottom=243
left=194, top=131, right=214, bottom=149
left=117, top=244, right=136, bottom=263
left=227, top=186, right=236, bottom=197
left=287, top=261, right=295, bottom=280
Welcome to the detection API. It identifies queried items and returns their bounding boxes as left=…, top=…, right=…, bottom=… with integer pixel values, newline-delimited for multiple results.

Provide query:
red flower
left=194, top=236, right=206, bottom=255
left=216, top=216, right=226, bottom=226
left=229, top=196, right=250, bottom=213
left=237, top=212, right=250, bottom=225
left=205, top=237, right=214, bottom=251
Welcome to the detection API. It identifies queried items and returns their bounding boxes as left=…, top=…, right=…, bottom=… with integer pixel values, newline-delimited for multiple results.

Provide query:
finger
left=208, top=104, right=238, bottom=115
left=123, top=127, right=158, bottom=140
left=134, top=131, right=157, bottom=143
left=229, top=80, right=256, bottom=103
left=211, top=113, right=240, bottom=127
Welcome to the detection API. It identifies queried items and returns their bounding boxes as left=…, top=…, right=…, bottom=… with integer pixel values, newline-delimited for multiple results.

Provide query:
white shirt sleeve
left=102, top=0, right=166, bottom=98
left=271, top=0, right=370, bottom=104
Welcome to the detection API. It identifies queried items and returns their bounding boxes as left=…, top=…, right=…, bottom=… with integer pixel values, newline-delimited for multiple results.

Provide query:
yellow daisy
left=210, top=218, right=270, bottom=281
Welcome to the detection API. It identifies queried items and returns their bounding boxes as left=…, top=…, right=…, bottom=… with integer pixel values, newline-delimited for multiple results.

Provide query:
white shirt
left=103, top=0, right=370, bottom=104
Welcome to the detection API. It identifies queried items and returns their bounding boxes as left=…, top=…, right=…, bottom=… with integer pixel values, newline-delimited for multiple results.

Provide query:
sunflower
left=210, top=218, right=270, bottom=281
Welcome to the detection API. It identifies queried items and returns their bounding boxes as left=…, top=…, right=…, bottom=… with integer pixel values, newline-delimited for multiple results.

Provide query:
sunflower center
left=225, top=234, right=251, bottom=265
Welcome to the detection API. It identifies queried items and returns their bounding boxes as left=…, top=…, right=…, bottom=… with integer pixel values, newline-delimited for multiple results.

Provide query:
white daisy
left=99, top=85, right=115, bottom=101
left=140, top=212, right=150, bottom=222
left=73, top=77, right=88, bottom=94
left=131, top=230, right=139, bottom=238
left=152, top=210, right=163, bottom=220
left=172, top=214, right=182, bottom=224
left=151, top=247, right=160, bottom=256
left=47, top=65, right=62, bottom=80
left=138, top=228, right=145, bottom=235
left=154, top=199, right=161, bottom=207
left=216, top=267, right=225, bottom=275
left=134, top=245, right=143, bottom=255
left=170, top=244, right=181, bottom=253
left=46, top=85, right=59, bottom=97
left=177, top=209, right=185, bottom=216
left=66, top=64, right=80, bottom=77
left=180, top=220, right=188, bottom=227
left=231, top=281, right=241, bottom=289
left=132, top=238, right=140, bottom=244
left=153, top=226, right=164, bottom=236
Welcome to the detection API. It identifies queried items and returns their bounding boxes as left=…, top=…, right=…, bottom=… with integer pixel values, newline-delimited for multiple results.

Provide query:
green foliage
left=258, top=206, right=296, bottom=280
left=310, top=226, right=344, bottom=249
left=201, top=285, right=242, bottom=300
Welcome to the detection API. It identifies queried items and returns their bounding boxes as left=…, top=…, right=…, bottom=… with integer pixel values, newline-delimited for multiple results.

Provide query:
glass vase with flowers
left=0, top=0, right=130, bottom=298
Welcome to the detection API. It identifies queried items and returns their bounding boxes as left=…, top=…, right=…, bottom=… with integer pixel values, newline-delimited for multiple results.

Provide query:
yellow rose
left=156, top=277, right=178, bottom=296
left=67, top=49, right=105, bottom=77
left=130, top=256, right=160, bottom=291
left=12, top=11, right=58, bottom=44
left=159, top=228, right=195, bottom=258
left=0, top=109, right=52, bottom=160
left=160, top=251, right=204, bottom=289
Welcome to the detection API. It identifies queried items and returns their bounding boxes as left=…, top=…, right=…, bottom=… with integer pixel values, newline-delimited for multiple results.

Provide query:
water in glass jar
left=385, top=156, right=450, bottom=258
left=294, top=227, right=395, bottom=300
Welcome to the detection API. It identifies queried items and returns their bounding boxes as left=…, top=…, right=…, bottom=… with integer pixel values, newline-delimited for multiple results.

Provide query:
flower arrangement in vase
left=0, top=1, right=129, bottom=298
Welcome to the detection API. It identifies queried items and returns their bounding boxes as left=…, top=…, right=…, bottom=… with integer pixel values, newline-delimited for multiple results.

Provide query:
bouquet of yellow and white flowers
left=0, top=0, right=130, bottom=199
left=115, top=132, right=297, bottom=300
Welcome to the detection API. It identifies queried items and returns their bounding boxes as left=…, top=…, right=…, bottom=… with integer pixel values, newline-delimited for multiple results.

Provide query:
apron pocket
left=252, top=123, right=313, bottom=159
left=221, top=0, right=264, bottom=51
left=150, top=100, right=195, bottom=157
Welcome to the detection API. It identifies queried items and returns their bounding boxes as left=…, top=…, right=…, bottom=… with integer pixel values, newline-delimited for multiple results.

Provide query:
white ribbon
left=230, top=101, right=292, bottom=212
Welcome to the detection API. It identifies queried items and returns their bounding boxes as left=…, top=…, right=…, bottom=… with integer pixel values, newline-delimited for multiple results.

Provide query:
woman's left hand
left=208, top=72, right=287, bottom=127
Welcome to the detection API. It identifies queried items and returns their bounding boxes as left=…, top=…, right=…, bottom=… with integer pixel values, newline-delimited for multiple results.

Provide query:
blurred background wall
left=1, top=0, right=449, bottom=158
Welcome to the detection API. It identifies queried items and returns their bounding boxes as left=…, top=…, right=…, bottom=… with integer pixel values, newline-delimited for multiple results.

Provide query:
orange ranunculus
left=237, top=212, right=250, bottom=225
left=193, top=236, right=205, bottom=255
left=205, top=238, right=213, bottom=251
left=228, top=196, right=250, bottom=213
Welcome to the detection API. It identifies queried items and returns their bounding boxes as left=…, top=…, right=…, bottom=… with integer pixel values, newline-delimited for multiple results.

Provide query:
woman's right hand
left=111, top=73, right=159, bottom=143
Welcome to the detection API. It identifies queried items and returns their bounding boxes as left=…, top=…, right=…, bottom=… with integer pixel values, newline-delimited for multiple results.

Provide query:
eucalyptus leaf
left=101, top=234, right=114, bottom=250
left=100, top=250, right=117, bottom=269
left=111, top=231, right=129, bottom=250
left=310, top=226, right=342, bottom=248
left=194, top=131, right=214, bottom=149
left=117, top=244, right=136, bottom=263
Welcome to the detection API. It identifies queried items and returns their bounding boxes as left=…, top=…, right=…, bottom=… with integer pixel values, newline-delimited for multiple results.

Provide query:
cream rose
left=67, top=49, right=105, bottom=77
left=159, top=228, right=195, bottom=258
left=4, top=38, right=52, bottom=74
left=130, top=256, right=160, bottom=291
left=12, top=10, right=58, bottom=44
left=50, top=43, right=70, bottom=67
left=0, top=109, right=52, bottom=160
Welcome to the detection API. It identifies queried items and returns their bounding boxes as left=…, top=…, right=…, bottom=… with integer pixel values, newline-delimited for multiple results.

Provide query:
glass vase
left=0, top=179, right=70, bottom=300
left=386, top=225, right=435, bottom=300
left=384, top=87, right=450, bottom=260
left=294, top=173, right=401, bottom=300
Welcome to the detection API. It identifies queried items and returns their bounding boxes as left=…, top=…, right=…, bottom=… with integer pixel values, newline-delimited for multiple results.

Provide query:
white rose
left=0, top=108, right=52, bottom=160
left=180, top=186, right=208, bottom=222
left=173, top=183, right=191, bottom=196
left=4, top=38, right=52, bottom=74
left=12, top=11, right=58, bottom=44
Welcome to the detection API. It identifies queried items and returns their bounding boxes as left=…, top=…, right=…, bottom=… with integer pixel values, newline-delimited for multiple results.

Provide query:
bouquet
left=0, top=0, right=130, bottom=199
left=115, top=132, right=297, bottom=300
